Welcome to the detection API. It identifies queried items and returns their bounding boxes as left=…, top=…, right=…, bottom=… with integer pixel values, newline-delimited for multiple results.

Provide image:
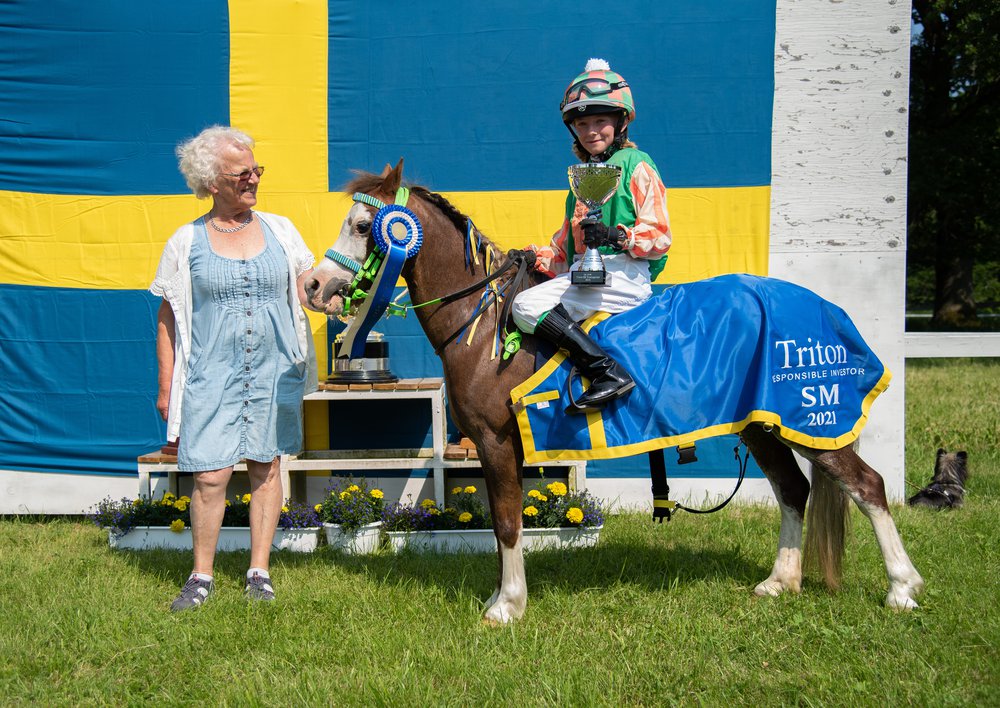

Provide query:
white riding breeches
left=511, top=253, right=653, bottom=332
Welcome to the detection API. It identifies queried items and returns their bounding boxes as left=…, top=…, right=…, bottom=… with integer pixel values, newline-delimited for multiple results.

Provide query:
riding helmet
left=560, top=58, right=635, bottom=123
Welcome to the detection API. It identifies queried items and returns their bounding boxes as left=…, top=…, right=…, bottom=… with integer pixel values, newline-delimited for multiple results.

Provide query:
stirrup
left=564, top=366, right=634, bottom=415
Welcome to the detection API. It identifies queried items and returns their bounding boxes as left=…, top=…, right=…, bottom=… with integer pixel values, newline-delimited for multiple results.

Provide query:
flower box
left=387, top=524, right=603, bottom=554
left=108, top=526, right=321, bottom=552
left=387, top=528, right=496, bottom=553
left=323, top=521, right=382, bottom=554
left=522, top=524, right=603, bottom=551
left=273, top=527, right=322, bottom=553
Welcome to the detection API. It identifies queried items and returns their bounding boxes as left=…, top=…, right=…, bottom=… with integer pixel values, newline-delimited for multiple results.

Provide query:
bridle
left=325, top=189, right=535, bottom=360
left=324, top=187, right=422, bottom=359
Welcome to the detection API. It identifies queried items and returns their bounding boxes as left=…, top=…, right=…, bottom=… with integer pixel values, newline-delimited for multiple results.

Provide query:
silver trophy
left=568, top=163, right=622, bottom=286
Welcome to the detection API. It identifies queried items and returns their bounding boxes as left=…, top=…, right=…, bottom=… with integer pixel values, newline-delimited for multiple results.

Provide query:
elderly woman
left=151, top=126, right=317, bottom=611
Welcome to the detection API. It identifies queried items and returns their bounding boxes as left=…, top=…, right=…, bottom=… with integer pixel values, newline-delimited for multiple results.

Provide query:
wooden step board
left=444, top=437, right=478, bottom=460
left=317, top=377, right=444, bottom=393
left=137, top=452, right=178, bottom=464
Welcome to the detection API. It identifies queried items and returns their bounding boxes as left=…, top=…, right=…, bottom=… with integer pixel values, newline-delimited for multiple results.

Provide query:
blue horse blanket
left=511, top=274, right=890, bottom=464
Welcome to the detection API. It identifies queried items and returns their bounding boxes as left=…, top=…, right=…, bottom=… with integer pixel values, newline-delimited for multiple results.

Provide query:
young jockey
left=512, top=58, right=672, bottom=412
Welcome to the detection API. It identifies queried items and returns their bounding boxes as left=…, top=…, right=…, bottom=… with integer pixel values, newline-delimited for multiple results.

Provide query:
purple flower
left=278, top=501, right=322, bottom=529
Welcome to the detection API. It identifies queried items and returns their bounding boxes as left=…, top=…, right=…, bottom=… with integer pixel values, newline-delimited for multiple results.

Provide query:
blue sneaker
left=170, top=575, right=213, bottom=612
left=244, top=572, right=275, bottom=602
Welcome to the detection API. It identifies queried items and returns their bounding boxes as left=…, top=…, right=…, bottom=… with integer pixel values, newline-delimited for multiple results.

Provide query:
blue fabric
left=328, top=0, right=775, bottom=191
left=0, top=285, right=163, bottom=475
left=514, top=275, right=890, bottom=463
left=0, top=2, right=229, bottom=195
left=323, top=287, right=760, bottom=479
left=179, top=220, right=306, bottom=471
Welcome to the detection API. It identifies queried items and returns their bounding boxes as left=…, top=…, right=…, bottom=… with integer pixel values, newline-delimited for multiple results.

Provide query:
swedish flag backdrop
left=0, top=1, right=774, bottom=478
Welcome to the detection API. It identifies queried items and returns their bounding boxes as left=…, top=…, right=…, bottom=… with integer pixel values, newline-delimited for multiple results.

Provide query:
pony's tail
left=804, top=465, right=851, bottom=590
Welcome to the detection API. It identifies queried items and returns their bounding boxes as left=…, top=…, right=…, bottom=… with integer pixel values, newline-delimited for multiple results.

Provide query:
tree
left=909, top=1, right=1000, bottom=327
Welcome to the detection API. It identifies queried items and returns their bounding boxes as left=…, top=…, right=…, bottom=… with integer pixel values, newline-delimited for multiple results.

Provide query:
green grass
left=1, top=359, right=998, bottom=706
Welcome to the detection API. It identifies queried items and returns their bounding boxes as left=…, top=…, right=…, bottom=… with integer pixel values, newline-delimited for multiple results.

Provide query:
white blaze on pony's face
left=303, top=201, right=374, bottom=315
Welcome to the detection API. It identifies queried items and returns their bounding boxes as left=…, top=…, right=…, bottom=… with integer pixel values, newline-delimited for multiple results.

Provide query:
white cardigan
left=150, top=212, right=318, bottom=441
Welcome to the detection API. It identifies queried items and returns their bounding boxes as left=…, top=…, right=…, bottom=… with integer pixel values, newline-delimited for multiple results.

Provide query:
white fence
left=905, top=333, right=1000, bottom=358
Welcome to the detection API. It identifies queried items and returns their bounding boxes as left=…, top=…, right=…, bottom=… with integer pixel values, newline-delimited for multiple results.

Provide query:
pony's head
left=304, top=159, right=405, bottom=315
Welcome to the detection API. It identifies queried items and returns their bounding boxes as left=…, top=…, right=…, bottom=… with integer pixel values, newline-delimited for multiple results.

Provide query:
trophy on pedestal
left=328, top=328, right=397, bottom=383
left=567, top=162, right=622, bottom=286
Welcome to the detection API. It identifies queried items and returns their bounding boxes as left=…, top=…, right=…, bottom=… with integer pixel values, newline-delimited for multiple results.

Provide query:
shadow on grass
left=104, top=543, right=326, bottom=589
left=108, top=528, right=772, bottom=604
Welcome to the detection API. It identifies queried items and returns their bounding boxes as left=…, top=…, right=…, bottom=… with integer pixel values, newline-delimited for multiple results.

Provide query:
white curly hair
left=176, top=125, right=255, bottom=199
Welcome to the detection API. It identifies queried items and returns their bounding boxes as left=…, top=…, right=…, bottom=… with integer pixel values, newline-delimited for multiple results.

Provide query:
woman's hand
left=156, top=389, right=170, bottom=421
left=296, top=268, right=315, bottom=309
left=156, top=300, right=176, bottom=423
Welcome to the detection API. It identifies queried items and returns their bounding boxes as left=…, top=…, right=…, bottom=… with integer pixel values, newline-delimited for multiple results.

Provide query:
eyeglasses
left=221, top=165, right=265, bottom=181
left=561, top=78, right=628, bottom=109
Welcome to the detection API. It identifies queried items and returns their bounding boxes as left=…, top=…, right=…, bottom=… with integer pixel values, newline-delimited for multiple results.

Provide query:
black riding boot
left=534, top=304, right=635, bottom=413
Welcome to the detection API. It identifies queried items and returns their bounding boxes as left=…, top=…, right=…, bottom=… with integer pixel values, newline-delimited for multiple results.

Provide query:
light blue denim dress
left=177, top=219, right=306, bottom=471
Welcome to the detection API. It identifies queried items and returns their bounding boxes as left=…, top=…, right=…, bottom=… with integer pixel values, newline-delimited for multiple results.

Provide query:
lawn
left=0, top=359, right=997, bottom=706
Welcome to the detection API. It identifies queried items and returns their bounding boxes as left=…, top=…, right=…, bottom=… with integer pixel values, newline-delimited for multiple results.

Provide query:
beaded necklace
left=209, top=211, right=254, bottom=233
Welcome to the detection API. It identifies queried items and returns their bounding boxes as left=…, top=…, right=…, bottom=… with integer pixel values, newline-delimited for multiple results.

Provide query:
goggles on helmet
left=560, top=78, right=630, bottom=111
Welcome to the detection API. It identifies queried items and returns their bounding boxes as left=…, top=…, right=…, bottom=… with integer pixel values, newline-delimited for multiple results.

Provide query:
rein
left=427, top=248, right=534, bottom=356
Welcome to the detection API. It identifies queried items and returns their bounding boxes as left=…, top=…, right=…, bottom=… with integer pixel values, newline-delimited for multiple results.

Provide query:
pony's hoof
left=886, top=593, right=919, bottom=611
left=754, top=580, right=783, bottom=597
left=754, top=577, right=800, bottom=597
left=483, top=600, right=523, bottom=625
left=886, top=585, right=921, bottom=611
left=886, top=573, right=924, bottom=611
left=482, top=610, right=516, bottom=626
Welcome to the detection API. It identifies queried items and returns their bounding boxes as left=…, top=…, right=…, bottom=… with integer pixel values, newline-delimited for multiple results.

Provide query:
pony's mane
left=344, top=171, right=504, bottom=259
left=344, top=171, right=387, bottom=198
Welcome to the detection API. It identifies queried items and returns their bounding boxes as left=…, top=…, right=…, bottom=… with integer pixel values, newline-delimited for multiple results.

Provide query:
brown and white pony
left=304, top=161, right=923, bottom=624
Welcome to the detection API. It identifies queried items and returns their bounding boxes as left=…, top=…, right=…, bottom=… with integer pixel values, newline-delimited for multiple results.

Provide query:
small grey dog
left=907, top=448, right=969, bottom=509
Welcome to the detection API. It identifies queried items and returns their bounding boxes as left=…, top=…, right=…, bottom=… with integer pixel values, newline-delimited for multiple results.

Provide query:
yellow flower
left=458, top=512, right=473, bottom=523
left=169, top=519, right=185, bottom=533
left=428, top=508, right=441, bottom=516
left=241, top=493, right=251, bottom=504
left=347, top=484, right=360, bottom=493
left=536, top=494, right=548, bottom=502
left=463, top=485, right=477, bottom=494
left=225, top=500, right=232, bottom=507
left=370, top=489, right=384, bottom=499
left=445, top=508, right=456, bottom=514
left=163, top=493, right=176, bottom=502
left=523, top=506, right=538, bottom=517
left=179, top=496, right=191, bottom=504
left=281, top=506, right=289, bottom=513
left=451, top=486, right=463, bottom=495
left=173, top=500, right=187, bottom=511
left=314, top=504, right=323, bottom=513
left=547, top=482, right=568, bottom=497
left=132, top=498, right=143, bottom=507
left=420, top=498, right=437, bottom=508
left=528, top=489, right=542, bottom=500
left=339, top=490, right=351, bottom=501
left=566, top=507, right=584, bottom=524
